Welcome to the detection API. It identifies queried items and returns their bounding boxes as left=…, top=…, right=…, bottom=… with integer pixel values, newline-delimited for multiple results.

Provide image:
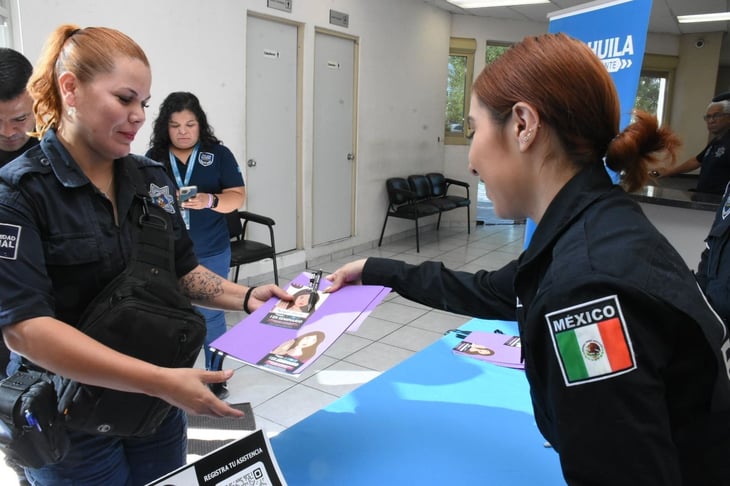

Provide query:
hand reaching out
left=324, top=258, right=368, bottom=292
left=157, top=367, right=245, bottom=418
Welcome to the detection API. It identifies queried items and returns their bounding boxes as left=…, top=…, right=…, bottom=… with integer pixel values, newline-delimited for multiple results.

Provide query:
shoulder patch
left=0, top=223, right=21, bottom=260
left=545, top=295, right=636, bottom=386
left=148, top=183, right=176, bottom=214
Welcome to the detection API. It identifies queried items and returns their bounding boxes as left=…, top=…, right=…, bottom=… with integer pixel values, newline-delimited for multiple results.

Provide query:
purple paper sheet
left=452, top=331, right=524, bottom=369
left=211, top=272, right=391, bottom=375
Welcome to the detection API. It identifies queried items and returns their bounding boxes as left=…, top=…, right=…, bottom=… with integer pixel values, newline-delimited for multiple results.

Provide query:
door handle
left=347, top=153, right=355, bottom=161
left=247, top=159, right=257, bottom=167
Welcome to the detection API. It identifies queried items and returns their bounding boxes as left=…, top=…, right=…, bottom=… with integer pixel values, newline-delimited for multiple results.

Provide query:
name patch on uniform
left=148, top=183, right=176, bottom=214
left=545, top=295, right=636, bottom=386
left=198, top=152, right=214, bottom=167
left=0, top=223, right=21, bottom=260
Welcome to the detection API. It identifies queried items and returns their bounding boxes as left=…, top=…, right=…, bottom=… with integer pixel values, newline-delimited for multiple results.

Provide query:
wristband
left=243, top=286, right=257, bottom=314
left=206, top=193, right=213, bottom=209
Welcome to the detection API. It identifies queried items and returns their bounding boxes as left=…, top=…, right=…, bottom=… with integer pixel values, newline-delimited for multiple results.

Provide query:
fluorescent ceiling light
left=446, top=0, right=550, bottom=8
left=677, top=12, right=730, bottom=23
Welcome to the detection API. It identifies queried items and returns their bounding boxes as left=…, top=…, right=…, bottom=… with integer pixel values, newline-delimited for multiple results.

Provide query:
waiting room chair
left=379, top=177, right=440, bottom=252
left=408, top=174, right=457, bottom=228
left=426, top=172, right=471, bottom=234
left=225, top=210, right=279, bottom=285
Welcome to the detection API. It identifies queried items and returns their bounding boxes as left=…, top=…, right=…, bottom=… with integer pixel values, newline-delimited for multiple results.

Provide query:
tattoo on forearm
left=181, top=270, right=224, bottom=302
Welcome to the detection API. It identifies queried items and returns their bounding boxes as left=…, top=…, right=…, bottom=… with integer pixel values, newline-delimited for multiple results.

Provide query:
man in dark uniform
left=0, top=48, right=37, bottom=386
left=0, top=48, right=37, bottom=167
left=0, top=48, right=37, bottom=485
left=696, top=92, right=730, bottom=325
left=652, top=93, right=730, bottom=194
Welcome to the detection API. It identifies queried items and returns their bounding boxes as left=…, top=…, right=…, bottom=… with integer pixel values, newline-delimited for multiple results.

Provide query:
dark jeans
left=196, top=248, right=231, bottom=370
left=23, top=408, right=187, bottom=486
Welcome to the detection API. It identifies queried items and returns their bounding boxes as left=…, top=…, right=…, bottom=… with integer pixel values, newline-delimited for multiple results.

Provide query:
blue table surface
left=270, top=319, right=565, bottom=485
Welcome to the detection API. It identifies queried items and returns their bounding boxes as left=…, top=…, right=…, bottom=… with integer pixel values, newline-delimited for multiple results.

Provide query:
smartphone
left=179, top=185, right=197, bottom=203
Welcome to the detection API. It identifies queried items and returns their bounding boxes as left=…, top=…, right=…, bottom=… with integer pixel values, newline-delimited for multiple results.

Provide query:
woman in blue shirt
left=147, top=93, right=245, bottom=396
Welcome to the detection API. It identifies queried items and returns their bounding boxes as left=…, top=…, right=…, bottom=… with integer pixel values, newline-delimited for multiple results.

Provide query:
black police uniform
left=0, top=136, right=39, bottom=378
left=0, top=129, right=198, bottom=357
left=697, top=183, right=730, bottom=324
left=695, top=131, right=730, bottom=195
left=363, top=163, right=730, bottom=485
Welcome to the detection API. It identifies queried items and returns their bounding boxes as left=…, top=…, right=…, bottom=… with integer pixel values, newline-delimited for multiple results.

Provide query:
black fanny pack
left=54, top=194, right=206, bottom=438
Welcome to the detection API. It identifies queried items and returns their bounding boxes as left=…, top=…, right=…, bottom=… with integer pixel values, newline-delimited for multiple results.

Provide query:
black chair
left=379, top=177, right=440, bottom=252
left=426, top=172, right=471, bottom=234
left=408, top=174, right=457, bottom=230
left=225, top=210, right=279, bottom=285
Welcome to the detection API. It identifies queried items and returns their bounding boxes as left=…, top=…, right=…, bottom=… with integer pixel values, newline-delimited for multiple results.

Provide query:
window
left=445, top=37, right=475, bottom=145
left=485, top=42, right=511, bottom=65
left=635, top=55, right=677, bottom=126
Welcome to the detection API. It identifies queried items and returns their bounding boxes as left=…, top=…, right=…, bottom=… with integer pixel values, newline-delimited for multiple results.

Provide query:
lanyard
left=168, top=143, right=200, bottom=187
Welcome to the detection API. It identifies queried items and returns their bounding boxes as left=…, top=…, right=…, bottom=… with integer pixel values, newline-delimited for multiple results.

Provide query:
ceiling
left=423, top=0, right=730, bottom=63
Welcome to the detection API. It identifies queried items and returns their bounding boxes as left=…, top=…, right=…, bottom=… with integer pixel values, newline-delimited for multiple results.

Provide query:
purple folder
left=211, top=272, right=390, bottom=375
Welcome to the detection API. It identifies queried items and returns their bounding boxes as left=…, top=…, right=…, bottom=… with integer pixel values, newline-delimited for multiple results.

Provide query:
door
left=312, top=31, right=357, bottom=245
left=246, top=16, right=298, bottom=252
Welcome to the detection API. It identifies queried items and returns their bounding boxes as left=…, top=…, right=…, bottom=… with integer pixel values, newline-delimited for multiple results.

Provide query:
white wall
left=11, top=1, right=720, bottom=266
left=670, top=32, right=724, bottom=163
left=13, top=0, right=451, bottom=261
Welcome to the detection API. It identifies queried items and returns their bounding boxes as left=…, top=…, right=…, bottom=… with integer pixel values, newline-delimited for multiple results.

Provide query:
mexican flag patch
left=546, top=295, right=636, bottom=386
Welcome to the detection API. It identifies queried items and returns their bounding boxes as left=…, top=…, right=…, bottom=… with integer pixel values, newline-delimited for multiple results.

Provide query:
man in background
left=0, top=45, right=36, bottom=486
left=0, top=47, right=36, bottom=167
left=652, top=93, right=730, bottom=194
left=0, top=49, right=36, bottom=378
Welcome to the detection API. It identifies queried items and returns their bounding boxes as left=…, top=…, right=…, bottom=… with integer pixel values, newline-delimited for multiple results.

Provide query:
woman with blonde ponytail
left=0, top=24, right=288, bottom=485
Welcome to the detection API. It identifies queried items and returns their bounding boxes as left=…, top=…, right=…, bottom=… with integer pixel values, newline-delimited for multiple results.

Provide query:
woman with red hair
left=328, top=33, right=730, bottom=484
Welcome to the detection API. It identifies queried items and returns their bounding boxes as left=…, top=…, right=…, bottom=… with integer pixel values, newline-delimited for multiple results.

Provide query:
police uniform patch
left=545, top=295, right=636, bottom=386
left=0, top=223, right=21, bottom=260
left=148, top=183, right=176, bottom=214
left=198, top=152, right=214, bottom=167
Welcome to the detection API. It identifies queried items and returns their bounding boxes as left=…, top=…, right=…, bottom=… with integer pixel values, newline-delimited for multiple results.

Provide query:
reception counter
left=630, top=176, right=721, bottom=270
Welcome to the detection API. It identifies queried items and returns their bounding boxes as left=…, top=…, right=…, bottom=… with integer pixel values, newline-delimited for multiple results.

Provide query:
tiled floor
left=0, top=222, right=525, bottom=484
left=221, top=222, right=525, bottom=435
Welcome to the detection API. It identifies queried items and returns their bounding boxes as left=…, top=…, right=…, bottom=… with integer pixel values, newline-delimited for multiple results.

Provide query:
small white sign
left=267, top=0, right=292, bottom=13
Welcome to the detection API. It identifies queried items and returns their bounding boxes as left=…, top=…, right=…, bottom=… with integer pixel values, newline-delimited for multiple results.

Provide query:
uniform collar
left=38, top=129, right=144, bottom=216
left=521, top=163, right=616, bottom=267
left=39, top=129, right=92, bottom=189
left=712, top=129, right=730, bottom=144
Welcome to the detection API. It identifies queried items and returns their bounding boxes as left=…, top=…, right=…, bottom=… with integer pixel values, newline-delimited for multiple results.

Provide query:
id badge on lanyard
left=170, top=144, right=199, bottom=230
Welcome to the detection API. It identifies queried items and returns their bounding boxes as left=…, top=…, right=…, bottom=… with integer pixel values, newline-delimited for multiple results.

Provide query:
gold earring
left=521, top=128, right=533, bottom=143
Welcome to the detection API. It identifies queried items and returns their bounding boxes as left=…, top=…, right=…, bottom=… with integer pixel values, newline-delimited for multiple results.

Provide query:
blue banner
left=548, top=0, right=653, bottom=130
left=524, top=0, right=653, bottom=248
